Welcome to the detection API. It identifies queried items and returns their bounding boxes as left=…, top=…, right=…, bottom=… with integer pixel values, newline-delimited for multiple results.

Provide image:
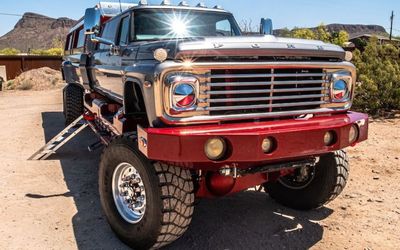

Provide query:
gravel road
left=0, top=90, right=399, bottom=249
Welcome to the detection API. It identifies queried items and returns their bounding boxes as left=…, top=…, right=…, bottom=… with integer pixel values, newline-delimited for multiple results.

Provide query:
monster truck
left=62, top=1, right=369, bottom=249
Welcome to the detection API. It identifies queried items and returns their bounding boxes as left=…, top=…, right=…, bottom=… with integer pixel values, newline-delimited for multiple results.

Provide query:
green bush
left=352, top=37, right=400, bottom=114
left=30, top=48, right=63, bottom=56
left=0, top=48, right=21, bottom=55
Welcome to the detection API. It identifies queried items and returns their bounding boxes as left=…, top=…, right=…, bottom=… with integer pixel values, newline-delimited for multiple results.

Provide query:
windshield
left=134, top=9, right=241, bottom=41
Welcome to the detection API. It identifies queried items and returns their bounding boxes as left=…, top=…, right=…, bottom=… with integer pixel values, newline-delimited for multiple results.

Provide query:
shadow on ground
left=26, top=112, right=333, bottom=249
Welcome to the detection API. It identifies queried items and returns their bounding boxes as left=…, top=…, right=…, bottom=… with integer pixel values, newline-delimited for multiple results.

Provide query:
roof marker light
left=179, top=1, right=189, bottom=6
left=196, top=2, right=206, bottom=8
left=213, top=5, right=223, bottom=9
left=161, top=0, right=171, bottom=5
left=139, top=0, right=148, bottom=5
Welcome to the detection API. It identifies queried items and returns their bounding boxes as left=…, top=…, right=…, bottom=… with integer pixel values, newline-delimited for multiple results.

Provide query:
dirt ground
left=0, top=89, right=399, bottom=250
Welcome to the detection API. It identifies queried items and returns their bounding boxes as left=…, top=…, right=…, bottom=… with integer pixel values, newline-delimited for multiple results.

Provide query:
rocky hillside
left=0, top=13, right=77, bottom=52
left=320, top=24, right=387, bottom=37
left=274, top=24, right=388, bottom=38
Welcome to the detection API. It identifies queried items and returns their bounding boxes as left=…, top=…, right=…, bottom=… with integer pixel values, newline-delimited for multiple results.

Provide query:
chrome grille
left=202, top=68, right=329, bottom=116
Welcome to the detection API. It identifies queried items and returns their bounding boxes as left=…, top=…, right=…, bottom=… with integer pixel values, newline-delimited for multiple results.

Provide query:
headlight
left=173, top=83, right=196, bottom=108
left=331, top=71, right=352, bottom=103
left=166, top=74, right=199, bottom=112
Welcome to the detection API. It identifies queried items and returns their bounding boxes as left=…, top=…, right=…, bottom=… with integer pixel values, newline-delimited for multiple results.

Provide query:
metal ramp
left=28, top=116, right=88, bottom=160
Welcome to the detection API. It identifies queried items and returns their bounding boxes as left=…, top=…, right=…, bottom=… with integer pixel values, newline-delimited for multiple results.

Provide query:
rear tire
left=63, top=84, right=83, bottom=126
left=99, top=135, right=195, bottom=249
left=264, top=150, right=349, bottom=210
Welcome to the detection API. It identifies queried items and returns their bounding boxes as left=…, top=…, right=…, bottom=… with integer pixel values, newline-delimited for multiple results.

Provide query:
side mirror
left=260, top=18, right=273, bottom=35
left=84, top=8, right=101, bottom=35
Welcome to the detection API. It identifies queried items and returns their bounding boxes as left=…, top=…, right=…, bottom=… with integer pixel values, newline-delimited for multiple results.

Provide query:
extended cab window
left=76, top=28, right=86, bottom=48
left=118, top=16, right=130, bottom=46
left=134, top=9, right=241, bottom=40
left=100, top=18, right=119, bottom=49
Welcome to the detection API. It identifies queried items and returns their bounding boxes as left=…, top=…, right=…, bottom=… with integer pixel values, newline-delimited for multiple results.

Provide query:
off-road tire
left=63, top=84, right=83, bottom=126
left=99, top=135, right=195, bottom=250
left=264, top=150, right=349, bottom=210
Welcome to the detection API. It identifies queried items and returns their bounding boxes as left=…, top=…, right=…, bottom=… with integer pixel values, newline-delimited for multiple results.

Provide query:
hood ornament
left=251, top=43, right=260, bottom=48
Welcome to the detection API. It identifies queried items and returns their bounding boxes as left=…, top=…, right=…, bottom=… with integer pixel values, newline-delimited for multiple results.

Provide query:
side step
left=28, top=116, right=88, bottom=160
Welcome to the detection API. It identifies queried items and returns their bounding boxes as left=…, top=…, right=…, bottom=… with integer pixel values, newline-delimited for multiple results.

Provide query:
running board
left=28, top=116, right=88, bottom=160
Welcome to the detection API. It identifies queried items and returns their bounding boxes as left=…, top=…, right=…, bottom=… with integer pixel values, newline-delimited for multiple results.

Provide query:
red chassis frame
left=136, top=112, right=368, bottom=198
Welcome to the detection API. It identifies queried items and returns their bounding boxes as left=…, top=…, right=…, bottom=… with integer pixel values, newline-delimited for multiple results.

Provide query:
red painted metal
left=196, top=172, right=269, bottom=198
left=141, top=112, right=369, bottom=169
left=206, top=173, right=236, bottom=196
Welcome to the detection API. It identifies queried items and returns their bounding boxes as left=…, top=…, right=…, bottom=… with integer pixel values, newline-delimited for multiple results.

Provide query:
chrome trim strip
left=210, top=73, right=326, bottom=79
left=205, top=87, right=327, bottom=95
left=208, top=80, right=327, bottom=87
left=203, top=94, right=327, bottom=103
left=161, top=107, right=347, bottom=124
left=203, top=101, right=327, bottom=111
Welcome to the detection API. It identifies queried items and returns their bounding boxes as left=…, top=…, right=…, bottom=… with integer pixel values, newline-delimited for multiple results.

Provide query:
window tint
left=65, top=34, right=72, bottom=50
left=134, top=10, right=240, bottom=40
left=77, top=28, right=86, bottom=48
left=118, top=16, right=130, bottom=46
left=216, top=20, right=233, bottom=36
left=100, top=18, right=119, bottom=49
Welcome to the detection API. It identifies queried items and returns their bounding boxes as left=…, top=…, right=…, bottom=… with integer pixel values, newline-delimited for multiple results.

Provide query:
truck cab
left=61, top=1, right=368, bottom=249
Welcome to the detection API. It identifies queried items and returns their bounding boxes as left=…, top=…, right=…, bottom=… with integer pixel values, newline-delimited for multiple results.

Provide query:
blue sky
left=0, top=0, right=399, bottom=36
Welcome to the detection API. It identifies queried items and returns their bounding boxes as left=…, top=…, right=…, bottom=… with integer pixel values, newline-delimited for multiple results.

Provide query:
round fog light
left=349, top=125, right=359, bottom=144
left=204, top=137, right=226, bottom=161
left=262, top=137, right=276, bottom=154
left=324, top=131, right=336, bottom=146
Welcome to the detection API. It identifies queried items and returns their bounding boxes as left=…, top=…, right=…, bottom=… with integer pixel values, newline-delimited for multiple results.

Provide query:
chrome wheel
left=112, top=162, right=146, bottom=224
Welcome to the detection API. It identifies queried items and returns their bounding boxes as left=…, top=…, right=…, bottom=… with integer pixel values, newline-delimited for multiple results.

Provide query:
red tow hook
left=83, top=112, right=95, bottom=121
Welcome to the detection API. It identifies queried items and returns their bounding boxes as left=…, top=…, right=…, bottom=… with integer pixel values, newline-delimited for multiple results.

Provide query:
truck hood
left=136, top=35, right=346, bottom=61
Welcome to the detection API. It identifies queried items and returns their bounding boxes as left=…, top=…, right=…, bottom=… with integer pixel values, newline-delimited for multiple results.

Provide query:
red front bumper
left=138, top=112, right=368, bottom=169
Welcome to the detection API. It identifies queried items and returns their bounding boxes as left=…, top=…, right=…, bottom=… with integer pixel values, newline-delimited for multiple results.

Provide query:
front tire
left=264, top=150, right=349, bottom=210
left=63, top=84, right=83, bottom=126
left=99, top=135, right=195, bottom=249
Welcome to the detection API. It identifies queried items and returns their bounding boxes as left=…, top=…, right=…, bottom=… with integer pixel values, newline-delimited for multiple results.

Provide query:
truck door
left=91, top=17, right=123, bottom=101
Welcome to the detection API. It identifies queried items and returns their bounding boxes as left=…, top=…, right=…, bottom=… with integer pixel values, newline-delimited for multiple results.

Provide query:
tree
left=315, top=23, right=331, bottom=43
left=292, top=28, right=316, bottom=40
left=0, top=48, right=21, bottom=55
left=352, top=36, right=400, bottom=114
left=240, top=18, right=258, bottom=34
left=277, top=28, right=292, bottom=37
left=331, top=31, right=350, bottom=46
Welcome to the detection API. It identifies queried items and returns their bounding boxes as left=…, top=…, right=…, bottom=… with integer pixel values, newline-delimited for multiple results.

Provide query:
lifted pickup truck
left=61, top=1, right=368, bottom=249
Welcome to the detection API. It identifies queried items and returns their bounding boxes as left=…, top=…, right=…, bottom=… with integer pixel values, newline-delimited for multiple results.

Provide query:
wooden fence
left=0, top=55, right=63, bottom=80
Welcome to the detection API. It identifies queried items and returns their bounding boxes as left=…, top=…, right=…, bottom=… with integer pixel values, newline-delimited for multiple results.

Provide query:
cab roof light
left=213, top=5, right=223, bottom=9
left=139, top=0, right=148, bottom=5
left=196, top=2, right=206, bottom=8
left=179, top=1, right=189, bottom=6
left=161, top=0, right=171, bottom=5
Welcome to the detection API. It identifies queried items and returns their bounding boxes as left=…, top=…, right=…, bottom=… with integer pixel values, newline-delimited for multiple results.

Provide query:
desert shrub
left=30, top=48, right=63, bottom=56
left=6, top=80, right=15, bottom=90
left=0, top=48, right=21, bottom=55
left=352, top=37, right=400, bottom=114
left=290, top=24, right=349, bottom=46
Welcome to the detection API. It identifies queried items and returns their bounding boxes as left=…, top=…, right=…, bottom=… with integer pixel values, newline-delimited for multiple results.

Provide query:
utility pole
left=390, top=11, right=394, bottom=41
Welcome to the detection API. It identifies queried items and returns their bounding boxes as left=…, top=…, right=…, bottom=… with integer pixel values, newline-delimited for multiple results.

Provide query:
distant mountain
left=0, top=13, right=77, bottom=52
left=274, top=24, right=389, bottom=38
left=0, top=13, right=390, bottom=51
